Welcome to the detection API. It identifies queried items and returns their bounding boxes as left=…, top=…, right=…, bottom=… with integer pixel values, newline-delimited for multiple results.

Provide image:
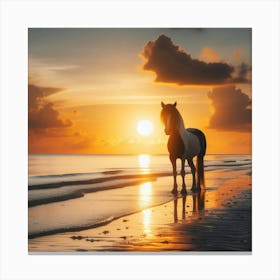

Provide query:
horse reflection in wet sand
left=161, top=102, right=207, bottom=195
left=173, top=191, right=205, bottom=222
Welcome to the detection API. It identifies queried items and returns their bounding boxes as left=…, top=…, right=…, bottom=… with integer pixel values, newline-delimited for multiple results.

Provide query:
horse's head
left=160, top=101, right=179, bottom=135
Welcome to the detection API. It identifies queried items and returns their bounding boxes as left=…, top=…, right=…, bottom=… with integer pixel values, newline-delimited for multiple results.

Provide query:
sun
left=137, top=120, right=153, bottom=136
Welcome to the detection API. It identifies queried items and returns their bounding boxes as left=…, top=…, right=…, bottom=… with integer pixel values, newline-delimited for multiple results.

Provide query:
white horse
left=160, top=102, right=207, bottom=195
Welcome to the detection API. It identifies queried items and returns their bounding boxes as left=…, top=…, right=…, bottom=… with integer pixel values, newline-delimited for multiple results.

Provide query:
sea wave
left=28, top=216, right=116, bottom=239
left=28, top=161, right=251, bottom=207
left=28, top=176, right=163, bottom=207
left=29, top=161, right=251, bottom=189
left=28, top=156, right=252, bottom=239
left=28, top=172, right=169, bottom=190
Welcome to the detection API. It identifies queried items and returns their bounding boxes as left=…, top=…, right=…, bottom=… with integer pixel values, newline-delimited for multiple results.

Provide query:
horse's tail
left=196, top=130, right=206, bottom=188
left=186, top=128, right=207, bottom=188
left=196, top=155, right=205, bottom=188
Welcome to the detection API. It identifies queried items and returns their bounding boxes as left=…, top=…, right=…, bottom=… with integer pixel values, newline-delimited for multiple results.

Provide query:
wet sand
left=29, top=168, right=251, bottom=252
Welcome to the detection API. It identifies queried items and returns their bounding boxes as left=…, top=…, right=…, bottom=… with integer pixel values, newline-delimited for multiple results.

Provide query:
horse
left=160, top=102, right=207, bottom=195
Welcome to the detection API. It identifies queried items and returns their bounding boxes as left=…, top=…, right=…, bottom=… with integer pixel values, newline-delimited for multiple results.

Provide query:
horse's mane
left=161, top=104, right=185, bottom=131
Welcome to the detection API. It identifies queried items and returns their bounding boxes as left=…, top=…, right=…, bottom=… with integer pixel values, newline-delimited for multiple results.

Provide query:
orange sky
left=28, top=28, right=252, bottom=155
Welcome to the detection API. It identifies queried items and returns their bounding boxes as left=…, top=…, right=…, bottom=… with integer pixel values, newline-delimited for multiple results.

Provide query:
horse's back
left=186, top=128, right=207, bottom=157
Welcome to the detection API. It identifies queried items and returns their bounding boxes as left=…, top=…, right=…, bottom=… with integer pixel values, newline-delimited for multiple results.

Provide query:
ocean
left=28, top=154, right=251, bottom=239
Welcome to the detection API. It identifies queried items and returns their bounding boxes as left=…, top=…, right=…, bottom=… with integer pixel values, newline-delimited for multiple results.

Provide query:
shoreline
left=29, top=169, right=251, bottom=252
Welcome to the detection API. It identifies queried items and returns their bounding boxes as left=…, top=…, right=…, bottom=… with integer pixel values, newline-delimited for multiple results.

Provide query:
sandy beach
left=29, top=166, right=251, bottom=252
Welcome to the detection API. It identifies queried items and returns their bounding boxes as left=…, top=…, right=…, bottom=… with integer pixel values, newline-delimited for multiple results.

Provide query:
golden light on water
left=140, top=182, right=152, bottom=200
left=138, top=154, right=151, bottom=174
left=139, top=182, right=153, bottom=236
left=142, top=209, right=152, bottom=236
left=138, top=153, right=153, bottom=236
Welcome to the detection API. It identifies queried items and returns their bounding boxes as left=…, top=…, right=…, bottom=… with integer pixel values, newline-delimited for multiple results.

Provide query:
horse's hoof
left=181, top=188, right=187, bottom=196
left=171, top=188, right=178, bottom=195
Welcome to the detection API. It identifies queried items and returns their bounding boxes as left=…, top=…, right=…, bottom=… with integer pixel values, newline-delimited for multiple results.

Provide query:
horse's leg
left=187, top=158, right=197, bottom=192
left=180, top=158, right=187, bottom=195
left=170, top=157, right=178, bottom=194
left=196, top=156, right=201, bottom=192
left=196, top=155, right=203, bottom=192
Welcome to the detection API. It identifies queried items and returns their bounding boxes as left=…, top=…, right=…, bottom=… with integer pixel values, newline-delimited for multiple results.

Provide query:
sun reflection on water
left=139, top=182, right=153, bottom=237
left=138, top=154, right=150, bottom=173
left=142, top=209, right=152, bottom=236
left=139, top=182, right=152, bottom=206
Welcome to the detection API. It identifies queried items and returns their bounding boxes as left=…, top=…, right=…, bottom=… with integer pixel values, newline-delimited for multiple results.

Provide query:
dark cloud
left=142, top=34, right=249, bottom=85
left=28, top=84, right=72, bottom=130
left=232, top=62, right=251, bottom=83
left=29, top=84, right=63, bottom=110
left=208, top=86, right=251, bottom=131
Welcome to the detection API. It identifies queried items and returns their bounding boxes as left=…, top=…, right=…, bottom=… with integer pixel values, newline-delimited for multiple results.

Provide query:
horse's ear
left=161, top=102, right=165, bottom=108
left=173, top=101, right=177, bottom=107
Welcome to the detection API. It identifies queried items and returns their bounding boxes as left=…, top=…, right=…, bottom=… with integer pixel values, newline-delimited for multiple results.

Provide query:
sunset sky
left=28, top=28, right=252, bottom=154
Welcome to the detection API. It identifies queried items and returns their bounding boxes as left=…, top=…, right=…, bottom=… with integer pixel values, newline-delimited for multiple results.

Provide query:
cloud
left=29, top=84, right=63, bottom=109
left=142, top=34, right=250, bottom=85
left=232, top=63, right=252, bottom=83
left=28, top=84, right=72, bottom=130
left=208, top=86, right=251, bottom=131
left=199, top=47, right=219, bottom=62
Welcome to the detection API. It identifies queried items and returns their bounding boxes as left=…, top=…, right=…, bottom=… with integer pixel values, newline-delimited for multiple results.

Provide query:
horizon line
left=28, top=153, right=252, bottom=156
